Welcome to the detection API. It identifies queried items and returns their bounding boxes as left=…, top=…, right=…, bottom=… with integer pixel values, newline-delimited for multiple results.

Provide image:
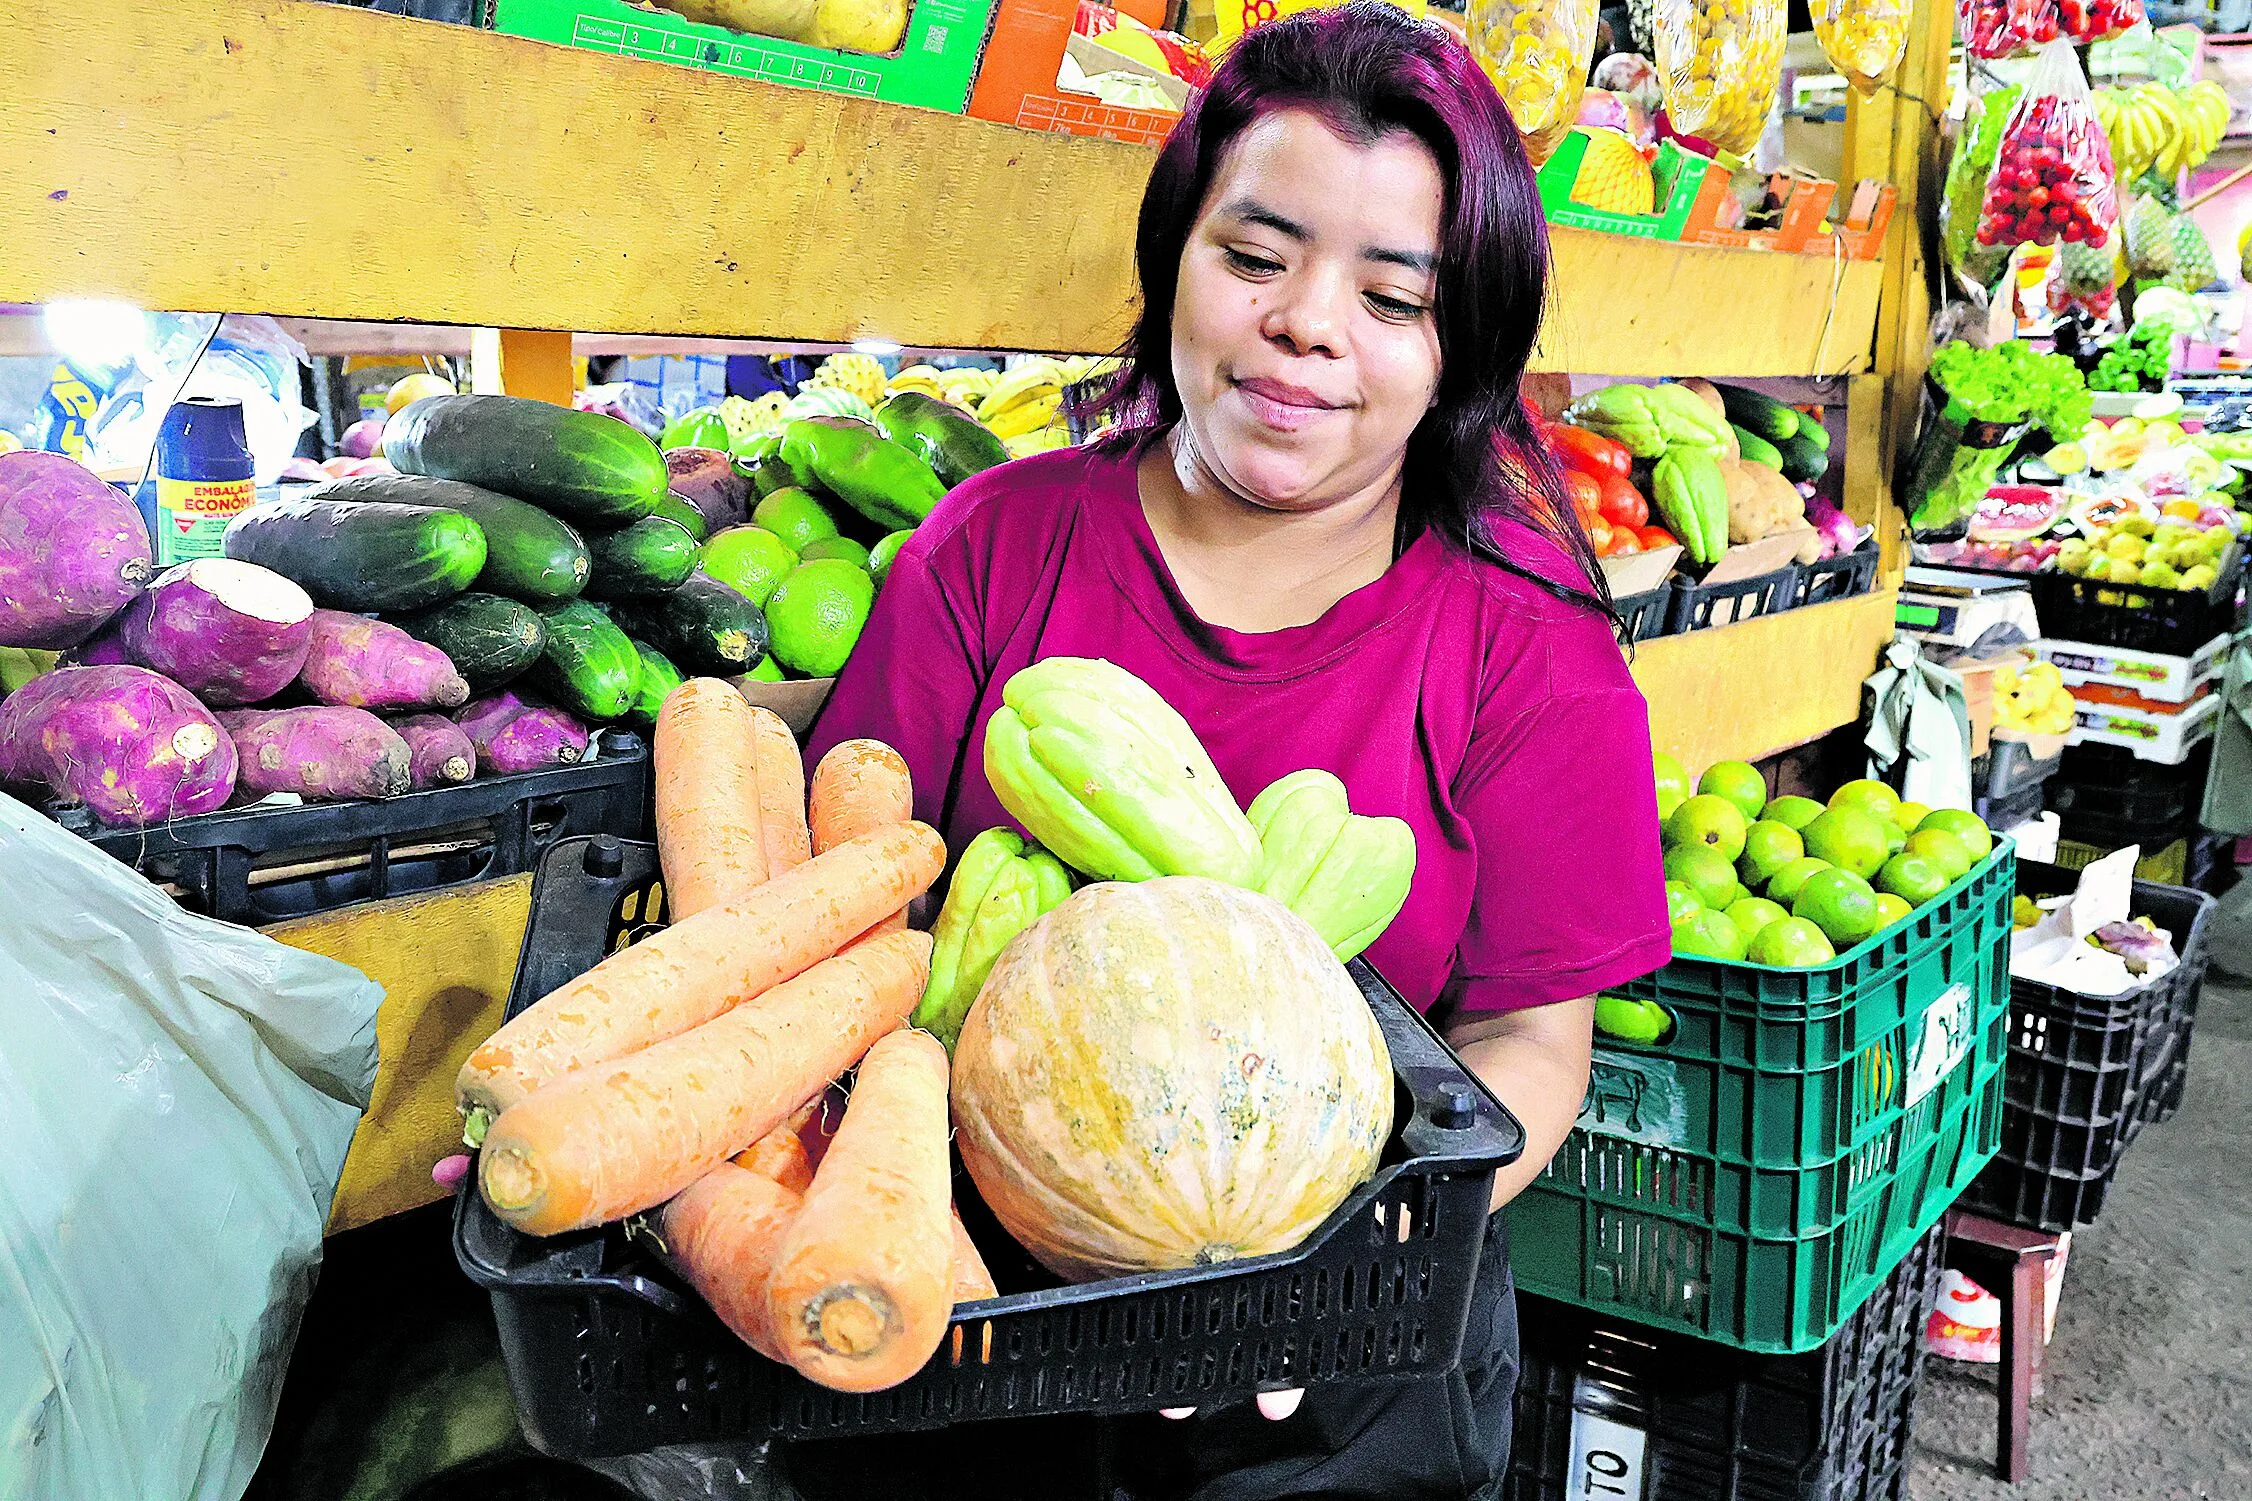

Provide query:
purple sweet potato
left=0, top=664, right=236, bottom=825
left=340, top=418, right=388, bottom=459
left=218, top=705, right=411, bottom=800
left=451, top=689, right=586, bottom=774
left=665, top=449, right=750, bottom=532
left=390, top=712, right=475, bottom=789
left=299, top=609, right=469, bottom=711
left=0, top=450, right=155, bottom=648
left=97, top=558, right=317, bottom=706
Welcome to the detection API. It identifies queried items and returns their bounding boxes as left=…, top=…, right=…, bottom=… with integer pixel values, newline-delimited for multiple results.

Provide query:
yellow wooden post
left=499, top=329, right=577, bottom=405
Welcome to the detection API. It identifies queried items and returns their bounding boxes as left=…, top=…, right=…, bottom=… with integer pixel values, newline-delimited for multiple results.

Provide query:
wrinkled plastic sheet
left=0, top=793, right=382, bottom=1501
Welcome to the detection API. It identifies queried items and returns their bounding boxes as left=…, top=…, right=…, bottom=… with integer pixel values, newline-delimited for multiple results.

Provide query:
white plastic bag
left=83, top=314, right=315, bottom=485
left=0, top=793, right=382, bottom=1501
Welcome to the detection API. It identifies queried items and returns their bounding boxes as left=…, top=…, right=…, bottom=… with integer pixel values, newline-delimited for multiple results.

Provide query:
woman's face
left=1169, top=108, right=1445, bottom=514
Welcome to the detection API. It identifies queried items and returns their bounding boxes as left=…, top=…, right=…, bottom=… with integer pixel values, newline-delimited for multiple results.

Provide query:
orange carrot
left=457, top=822, right=946, bottom=1131
left=747, top=706, right=811, bottom=878
left=951, top=1207, right=998, bottom=1304
left=659, top=1161, right=803, bottom=1360
left=735, top=1118, right=815, bottom=1196
left=654, top=678, right=767, bottom=919
left=810, top=739, right=915, bottom=930
left=767, top=1029, right=956, bottom=1392
left=478, top=929, right=932, bottom=1236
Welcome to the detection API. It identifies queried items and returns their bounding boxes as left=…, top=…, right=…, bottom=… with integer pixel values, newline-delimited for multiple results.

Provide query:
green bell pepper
left=983, top=657, right=1263, bottom=887
left=1245, top=769, right=1418, bottom=961
left=874, top=391, right=1009, bottom=491
left=912, top=828, right=1075, bottom=1051
left=778, top=417, right=945, bottom=532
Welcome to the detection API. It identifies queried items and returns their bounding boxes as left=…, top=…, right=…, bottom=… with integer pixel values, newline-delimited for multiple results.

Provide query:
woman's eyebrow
left=1364, top=245, right=1437, bottom=273
left=1218, top=198, right=1309, bottom=241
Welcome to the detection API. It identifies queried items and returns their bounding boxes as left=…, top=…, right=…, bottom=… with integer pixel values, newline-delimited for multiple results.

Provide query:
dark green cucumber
left=384, top=393, right=663, bottom=525
left=1713, top=384, right=1801, bottom=444
left=313, top=473, right=590, bottom=604
left=624, top=636, right=684, bottom=724
left=1775, top=431, right=1830, bottom=484
left=532, top=599, right=641, bottom=720
left=395, top=592, right=547, bottom=693
left=224, top=493, right=485, bottom=612
left=610, top=571, right=769, bottom=677
left=653, top=490, right=710, bottom=543
left=586, top=516, right=700, bottom=600
left=1731, top=425, right=1784, bottom=472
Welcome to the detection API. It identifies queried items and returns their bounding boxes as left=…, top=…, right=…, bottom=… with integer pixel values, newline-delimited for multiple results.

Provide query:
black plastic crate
left=1958, top=859, right=2215, bottom=1232
left=1977, top=739, right=2063, bottom=802
left=1793, top=547, right=1880, bottom=610
left=2049, top=741, right=2208, bottom=834
left=2028, top=568, right=2241, bottom=656
left=1975, top=780, right=2044, bottom=832
left=455, top=835, right=1525, bottom=1457
left=1504, top=1230, right=1939, bottom=1501
left=1668, top=566, right=1801, bottom=633
left=67, top=737, right=651, bottom=924
left=1618, top=583, right=1677, bottom=644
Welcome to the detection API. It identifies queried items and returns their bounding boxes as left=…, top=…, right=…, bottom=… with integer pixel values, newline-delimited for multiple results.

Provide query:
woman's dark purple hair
left=1088, top=0, right=1610, bottom=619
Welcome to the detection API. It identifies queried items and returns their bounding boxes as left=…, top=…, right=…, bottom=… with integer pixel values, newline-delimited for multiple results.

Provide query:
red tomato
left=1564, top=471, right=1603, bottom=523
left=1607, top=530, right=1643, bottom=556
left=1637, top=525, right=1676, bottom=551
left=1586, top=515, right=1614, bottom=552
left=1550, top=424, right=1633, bottom=483
left=1595, top=475, right=1649, bottom=530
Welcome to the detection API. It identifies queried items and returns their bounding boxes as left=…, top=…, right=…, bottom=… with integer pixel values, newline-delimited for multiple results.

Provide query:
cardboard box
left=1809, top=180, right=1897, bottom=262
left=489, top=0, right=998, bottom=112
left=1896, top=567, right=2040, bottom=652
left=1677, top=165, right=1835, bottom=254
left=1535, top=134, right=1709, bottom=241
left=2040, top=633, right=2230, bottom=705
left=733, top=675, right=837, bottom=739
left=1952, top=648, right=2036, bottom=759
left=1600, top=542, right=1681, bottom=597
left=2066, top=687, right=2221, bottom=765
left=966, top=0, right=1182, bottom=145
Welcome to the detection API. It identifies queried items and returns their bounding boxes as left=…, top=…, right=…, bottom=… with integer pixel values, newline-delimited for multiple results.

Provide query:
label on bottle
left=154, top=474, right=256, bottom=564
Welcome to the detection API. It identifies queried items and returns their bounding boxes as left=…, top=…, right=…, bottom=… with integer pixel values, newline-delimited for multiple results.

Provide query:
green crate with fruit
left=1510, top=758, right=2012, bottom=1353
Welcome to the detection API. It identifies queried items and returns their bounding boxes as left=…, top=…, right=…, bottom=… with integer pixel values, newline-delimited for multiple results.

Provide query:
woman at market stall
left=794, top=3, right=1671, bottom=1495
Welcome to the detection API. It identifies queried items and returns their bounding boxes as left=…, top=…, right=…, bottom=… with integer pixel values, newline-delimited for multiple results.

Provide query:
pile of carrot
left=462, top=677, right=994, bottom=1394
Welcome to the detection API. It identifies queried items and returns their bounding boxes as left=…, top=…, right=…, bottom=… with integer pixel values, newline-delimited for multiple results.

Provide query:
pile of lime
left=696, top=488, right=913, bottom=680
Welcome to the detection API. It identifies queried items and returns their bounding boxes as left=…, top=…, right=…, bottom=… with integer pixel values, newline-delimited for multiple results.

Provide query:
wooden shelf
left=7, top=0, right=1880, bottom=373
left=1629, top=588, right=1897, bottom=773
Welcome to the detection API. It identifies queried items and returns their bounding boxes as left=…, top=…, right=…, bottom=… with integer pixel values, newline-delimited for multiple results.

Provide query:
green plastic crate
left=1510, top=845, right=2014, bottom=1353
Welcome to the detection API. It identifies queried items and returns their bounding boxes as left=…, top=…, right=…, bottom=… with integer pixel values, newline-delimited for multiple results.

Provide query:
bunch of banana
left=804, top=351, right=888, bottom=409
left=2167, top=80, right=2232, bottom=180
left=977, top=358, right=1074, bottom=442
left=2095, top=80, right=2232, bottom=184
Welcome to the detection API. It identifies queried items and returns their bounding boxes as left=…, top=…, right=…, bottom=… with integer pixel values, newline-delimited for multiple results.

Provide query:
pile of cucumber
left=224, top=396, right=770, bottom=727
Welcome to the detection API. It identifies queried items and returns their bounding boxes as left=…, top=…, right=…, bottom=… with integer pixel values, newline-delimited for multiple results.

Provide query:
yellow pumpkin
left=951, top=877, right=1394, bottom=1284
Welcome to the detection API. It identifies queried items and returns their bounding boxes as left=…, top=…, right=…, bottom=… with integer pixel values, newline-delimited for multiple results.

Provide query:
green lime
left=766, top=559, right=874, bottom=678
left=744, top=655, right=785, bottom=682
left=1698, top=760, right=1768, bottom=822
left=1672, top=908, right=1748, bottom=961
left=1873, top=892, right=1914, bottom=929
left=799, top=535, right=872, bottom=570
left=1665, top=880, right=1705, bottom=923
left=1917, top=808, right=1994, bottom=864
left=1876, top=853, right=1949, bottom=906
left=753, top=487, right=840, bottom=553
left=1738, top=820, right=1805, bottom=888
left=1760, top=795, right=1825, bottom=832
left=870, top=530, right=911, bottom=586
left=700, top=525, right=798, bottom=608
left=1665, top=794, right=1749, bottom=863
left=1905, top=828, right=1972, bottom=882
left=1802, top=807, right=1890, bottom=880
left=1765, top=856, right=1832, bottom=905
left=1748, top=915, right=1837, bottom=967
left=1725, top=896, right=1789, bottom=946
left=1793, top=868, right=1881, bottom=949
left=1664, top=846, right=1739, bottom=911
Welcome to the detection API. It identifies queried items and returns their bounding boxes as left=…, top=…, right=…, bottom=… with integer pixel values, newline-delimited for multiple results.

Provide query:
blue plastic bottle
left=141, top=397, right=256, bottom=566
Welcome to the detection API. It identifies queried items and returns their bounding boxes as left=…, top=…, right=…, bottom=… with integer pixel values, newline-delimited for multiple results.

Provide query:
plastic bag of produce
left=1975, top=41, right=2119, bottom=255
left=80, top=314, right=313, bottom=486
left=1958, top=0, right=2058, bottom=58
left=1810, top=0, right=1911, bottom=94
left=2059, top=0, right=2142, bottom=45
left=1944, top=82, right=2022, bottom=286
left=1468, top=0, right=1599, bottom=162
left=0, top=793, right=382, bottom=1501
left=1652, top=0, right=1784, bottom=155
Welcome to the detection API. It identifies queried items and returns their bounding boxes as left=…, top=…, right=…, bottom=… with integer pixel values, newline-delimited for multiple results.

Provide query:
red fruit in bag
left=1975, top=45, right=2117, bottom=254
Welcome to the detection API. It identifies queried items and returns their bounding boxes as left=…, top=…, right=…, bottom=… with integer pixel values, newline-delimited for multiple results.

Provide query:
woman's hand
left=1445, top=997, right=1595, bottom=1213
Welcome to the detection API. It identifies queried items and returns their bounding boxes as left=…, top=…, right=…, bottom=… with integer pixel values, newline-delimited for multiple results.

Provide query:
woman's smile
left=1229, top=374, right=1351, bottom=432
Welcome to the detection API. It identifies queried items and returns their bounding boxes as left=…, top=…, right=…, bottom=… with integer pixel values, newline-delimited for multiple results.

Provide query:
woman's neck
left=1136, top=431, right=1403, bottom=634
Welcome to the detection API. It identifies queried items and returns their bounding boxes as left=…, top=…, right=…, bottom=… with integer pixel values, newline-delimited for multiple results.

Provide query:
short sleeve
left=804, top=533, right=985, bottom=834
left=1448, top=686, right=1671, bottom=1016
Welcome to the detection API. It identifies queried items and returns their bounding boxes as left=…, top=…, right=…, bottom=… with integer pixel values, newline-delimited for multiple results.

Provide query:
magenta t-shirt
left=807, top=440, right=1670, bottom=1018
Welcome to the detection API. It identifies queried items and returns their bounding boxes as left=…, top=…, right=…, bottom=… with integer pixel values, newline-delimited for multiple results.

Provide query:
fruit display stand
left=1, top=0, right=1952, bottom=1235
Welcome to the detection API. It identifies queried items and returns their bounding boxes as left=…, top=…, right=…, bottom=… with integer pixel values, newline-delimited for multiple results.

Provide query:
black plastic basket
left=68, top=738, right=651, bottom=924
left=1618, top=584, right=1678, bottom=645
left=1977, top=739, right=2063, bottom=803
left=1959, top=860, right=2215, bottom=1232
left=1504, top=1230, right=1939, bottom=1501
left=2049, top=741, right=2208, bottom=836
left=1794, top=547, right=1881, bottom=610
left=1668, top=566, right=1801, bottom=633
left=455, top=835, right=1525, bottom=1457
left=2028, top=568, right=2241, bottom=656
left=1975, top=780, right=2044, bottom=833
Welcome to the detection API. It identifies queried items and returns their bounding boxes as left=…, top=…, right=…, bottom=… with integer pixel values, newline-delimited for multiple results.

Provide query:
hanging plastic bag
left=0, top=793, right=382, bottom=1501
left=1468, top=0, right=1599, bottom=162
left=2059, top=0, right=2143, bottom=45
left=80, top=314, right=314, bottom=485
left=1976, top=41, right=2119, bottom=256
left=1810, top=0, right=1911, bottom=95
left=1945, top=82, right=2023, bottom=286
left=1652, top=0, right=1784, bottom=156
left=1958, top=0, right=2058, bottom=59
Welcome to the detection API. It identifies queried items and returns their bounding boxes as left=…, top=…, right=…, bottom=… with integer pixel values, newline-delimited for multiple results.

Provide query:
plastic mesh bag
left=1959, top=0, right=2058, bottom=59
left=1653, top=0, right=1785, bottom=157
left=1810, top=0, right=1911, bottom=95
left=1945, top=82, right=2023, bottom=285
left=1469, top=0, right=1599, bottom=162
left=0, top=793, right=381, bottom=1501
left=1976, top=41, right=2119, bottom=254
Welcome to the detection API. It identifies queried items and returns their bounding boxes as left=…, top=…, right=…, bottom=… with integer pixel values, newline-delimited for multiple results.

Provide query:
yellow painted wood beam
left=6, top=0, right=1879, bottom=373
left=1630, top=589, right=1897, bottom=773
